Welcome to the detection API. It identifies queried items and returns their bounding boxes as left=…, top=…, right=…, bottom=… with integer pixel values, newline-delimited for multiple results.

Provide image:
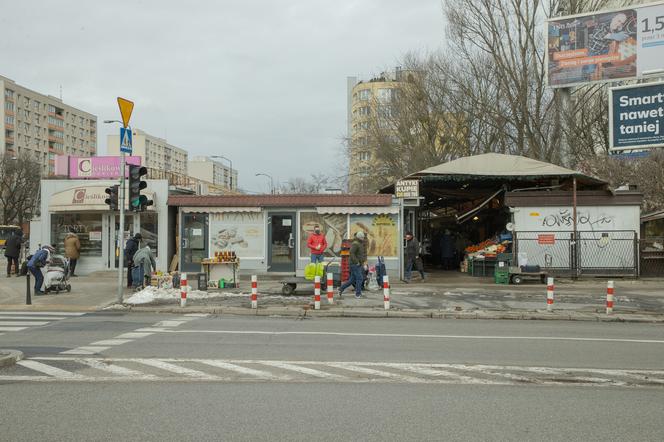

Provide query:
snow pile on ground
left=124, top=286, right=240, bottom=305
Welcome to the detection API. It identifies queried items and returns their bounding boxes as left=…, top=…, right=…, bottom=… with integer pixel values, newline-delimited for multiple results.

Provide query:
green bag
left=304, top=262, right=325, bottom=281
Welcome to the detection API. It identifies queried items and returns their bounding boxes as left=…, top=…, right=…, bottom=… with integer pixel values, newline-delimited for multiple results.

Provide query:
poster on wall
left=547, top=3, right=664, bottom=87
left=299, top=213, right=347, bottom=258
left=209, top=213, right=264, bottom=258
left=350, top=214, right=398, bottom=257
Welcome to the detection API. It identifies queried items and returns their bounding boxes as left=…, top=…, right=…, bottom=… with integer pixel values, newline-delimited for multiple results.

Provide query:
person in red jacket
left=306, top=225, right=328, bottom=263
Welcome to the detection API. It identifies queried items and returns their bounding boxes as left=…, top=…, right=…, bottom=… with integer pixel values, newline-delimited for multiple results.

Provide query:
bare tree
left=279, top=173, right=340, bottom=194
left=0, top=154, right=41, bottom=225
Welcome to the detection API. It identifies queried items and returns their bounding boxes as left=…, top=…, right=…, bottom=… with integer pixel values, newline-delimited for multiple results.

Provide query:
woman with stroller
left=27, top=245, right=54, bottom=295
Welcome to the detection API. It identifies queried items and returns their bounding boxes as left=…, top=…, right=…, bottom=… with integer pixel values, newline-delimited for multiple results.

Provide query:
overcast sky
left=1, top=0, right=445, bottom=192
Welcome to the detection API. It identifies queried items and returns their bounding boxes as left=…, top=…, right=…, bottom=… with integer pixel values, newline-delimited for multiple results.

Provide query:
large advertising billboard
left=547, top=2, right=664, bottom=87
left=609, top=81, right=664, bottom=151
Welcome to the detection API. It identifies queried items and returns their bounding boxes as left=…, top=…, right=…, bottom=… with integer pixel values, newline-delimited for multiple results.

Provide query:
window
left=50, top=213, right=103, bottom=258
left=360, top=121, right=370, bottom=130
left=377, top=105, right=395, bottom=118
left=359, top=151, right=371, bottom=161
left=140, top=212, right=159, bottom=256
left=33, top=100, right=40, bottom=110
left=4, top=116, right=14, bottom=125
left=377, top=88, right=394, bottom=102
left=359, top=89, right=371, bottom=100
left=4, top=89, right=14, bottom=98
left=48, top=104, right=56, bottom=113
left=358, top=106, right=371, bottom=116
left=4, top=102, right=14, bottom=111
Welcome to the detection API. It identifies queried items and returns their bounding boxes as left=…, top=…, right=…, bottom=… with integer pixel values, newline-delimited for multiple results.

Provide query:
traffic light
left=128, top=165, right=153, bottom=212
left=104, top=185, right=119, bottom=210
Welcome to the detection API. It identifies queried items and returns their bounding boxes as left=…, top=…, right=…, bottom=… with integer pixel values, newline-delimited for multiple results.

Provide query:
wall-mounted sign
left=609, top=81, right=664, bottom=150
left=395, top=180, right=419, bottom=198
left=537, top=234, right=556, bottom=245
left=62, top=156, right=142, bottom=179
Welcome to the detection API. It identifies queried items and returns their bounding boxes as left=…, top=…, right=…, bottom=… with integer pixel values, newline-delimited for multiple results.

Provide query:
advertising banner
left=609, top=81, right=664, bottom=150
left=395, top=180, right=419, bottom=198
left=350, top=214, right=398, bottom=257
left=209, top=213, right=264, bottom=258
left=299, top=212, right=347, bottom=258
left=547, top=2, right=664, bottom=87
left=66, top=156, right=142, bottom=178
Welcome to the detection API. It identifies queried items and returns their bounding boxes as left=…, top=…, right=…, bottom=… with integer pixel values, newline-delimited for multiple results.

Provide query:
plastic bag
left=367, top=271, right=379, bottom=291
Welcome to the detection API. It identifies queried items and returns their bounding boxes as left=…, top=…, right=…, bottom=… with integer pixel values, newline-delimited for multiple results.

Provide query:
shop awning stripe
left=316, top=206, right=399, bottom=215
left=182, top=207, right=261, bottom=213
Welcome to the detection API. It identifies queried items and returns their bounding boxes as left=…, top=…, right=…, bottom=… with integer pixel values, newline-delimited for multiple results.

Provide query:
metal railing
left=640, top=237, right=664, bottom=277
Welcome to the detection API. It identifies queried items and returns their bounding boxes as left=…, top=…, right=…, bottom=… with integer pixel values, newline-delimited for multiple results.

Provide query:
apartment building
left=188, top=156, right=237, bottom=190
left=1, top=75, right=97, bottom=175
left=107, top=128, right=188, bottom=176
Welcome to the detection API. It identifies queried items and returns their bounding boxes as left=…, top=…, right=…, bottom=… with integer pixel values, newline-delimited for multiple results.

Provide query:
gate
left=640, top=237, right=664, bottom=277
left=513, top=230, right=638, bottom=277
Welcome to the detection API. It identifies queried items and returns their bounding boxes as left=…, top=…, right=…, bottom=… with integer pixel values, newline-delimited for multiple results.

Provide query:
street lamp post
left=255, top=173, right=274, bottom=194
left=211, top=155, right=233, bottom=190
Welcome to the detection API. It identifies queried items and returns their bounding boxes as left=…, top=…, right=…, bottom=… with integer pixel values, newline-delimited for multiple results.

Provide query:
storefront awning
left=182, top=206, right=261, bottom=214
left=316, top=206, right=399, bottom=215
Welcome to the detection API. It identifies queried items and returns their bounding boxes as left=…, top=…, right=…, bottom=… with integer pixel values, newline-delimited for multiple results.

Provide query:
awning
left=316, top=206, right=399, bottom=215
left=181, top=206, right=261, bottom=214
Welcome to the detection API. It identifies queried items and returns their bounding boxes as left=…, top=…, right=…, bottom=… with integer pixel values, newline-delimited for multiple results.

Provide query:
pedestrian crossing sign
left=120, top=127, right=132, bottom=154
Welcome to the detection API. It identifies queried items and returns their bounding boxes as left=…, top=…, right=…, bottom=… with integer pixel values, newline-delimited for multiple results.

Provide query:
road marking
left=149, top=329, right=664, bottom=345
left=258, top=361, right=348, bottom=380
left=0, top=315, right=67, bottom=320
left=184, top=313, right=209, bottom=317
left=60, top=346, right=110, bottom=355
left=198, top=360, right=288, bottom=381
left=0, top=311, right=84, bottom=316
left=115, top=332, right=153, bottom=339
left=326, top=362, right=426, bottom=383
left=387, top=364, right=488, bottom=384
left=89, top=339, right=133, bottom=346
left=134, top=328, right=170, bottom=333
left=0, top=326, right=26, bottom=331
left=134, top=359, right=219, bottom=379
left=17, top=360, right=84, bottom=379
left=0, top=321, right=50, bottom=326
left=153, top=320, right=187, bottom=327
left=75, top=358, right=157, bottom=379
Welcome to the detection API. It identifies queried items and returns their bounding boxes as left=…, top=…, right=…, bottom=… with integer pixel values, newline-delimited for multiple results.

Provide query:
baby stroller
left=43, top=254, right=72, bottom=294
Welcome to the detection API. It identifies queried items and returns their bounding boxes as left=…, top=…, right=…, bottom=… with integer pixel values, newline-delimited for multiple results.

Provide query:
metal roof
left=168, top=193, right=393, bottom=207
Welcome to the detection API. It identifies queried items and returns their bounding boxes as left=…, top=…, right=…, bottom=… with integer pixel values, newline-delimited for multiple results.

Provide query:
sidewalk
left=1, top=271, right=663, bottom=321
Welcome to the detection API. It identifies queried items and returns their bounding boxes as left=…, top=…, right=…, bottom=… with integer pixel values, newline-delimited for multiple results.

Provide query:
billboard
left=56, top=156, right=142, bottom=178
left=547, top=2, right=664, bottom=87
left=609, top=81, right=664, bottom=150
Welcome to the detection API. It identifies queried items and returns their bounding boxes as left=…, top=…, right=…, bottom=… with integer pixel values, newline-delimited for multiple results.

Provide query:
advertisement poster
left=610, top=82, right=664, bottom=150
left=350, top=214, right=398, bottom=257
left=547, top=4, right=664, bottom=87
left=299, top=212, right=347, bottom=258
left=209, top=213, right=264, bottom=258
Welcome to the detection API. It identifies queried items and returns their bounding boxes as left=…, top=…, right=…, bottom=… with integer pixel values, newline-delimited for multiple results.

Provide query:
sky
left=1, top=0, right=445, bottom=192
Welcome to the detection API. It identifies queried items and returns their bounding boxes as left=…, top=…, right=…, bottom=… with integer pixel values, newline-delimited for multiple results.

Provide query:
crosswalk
left=3, top=357, right=664, bottom=387
left=0, top=311, right=85, bottom=335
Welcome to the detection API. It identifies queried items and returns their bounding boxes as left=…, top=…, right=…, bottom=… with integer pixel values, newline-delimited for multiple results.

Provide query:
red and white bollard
left=546, top=277, right=554, bottom=312
left=326, top=272, right=334, bottom=304
left=180, top=273, right=188, bottom=308
left=383, top=275, right=390, bottom=310
left=251, top=275, right=258, bottom=309
left=606, top=280, right=614, bottom=314
left=314, top=276, right=321, bottom=310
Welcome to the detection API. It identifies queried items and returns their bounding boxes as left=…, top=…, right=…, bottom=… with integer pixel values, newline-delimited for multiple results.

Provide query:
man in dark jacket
left=4, top=230, right=23, bottom=277
left=124, top=233, right=142, bottom=288
left=27, top=245, right=52, bottom=295
left=338, top=231, right=367, bottom=299
left=404, top=231, right=425, bottom=283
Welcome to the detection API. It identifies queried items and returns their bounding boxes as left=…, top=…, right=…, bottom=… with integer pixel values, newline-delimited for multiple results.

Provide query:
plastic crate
left=495, top=273, right=510, bottom=285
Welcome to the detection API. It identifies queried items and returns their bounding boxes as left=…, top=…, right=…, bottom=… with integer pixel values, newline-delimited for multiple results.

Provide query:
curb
left=103, top=303, right=664, bottom=323
left=0, top=350, right=24, bottom=368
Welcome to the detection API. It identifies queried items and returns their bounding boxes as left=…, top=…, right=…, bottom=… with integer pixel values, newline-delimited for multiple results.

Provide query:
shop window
left=51, top=213, right=103, bottom=257
left=140, top=212, right=159, bottom=257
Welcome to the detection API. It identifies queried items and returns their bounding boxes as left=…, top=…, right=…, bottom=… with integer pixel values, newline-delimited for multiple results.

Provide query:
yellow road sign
left=117, top=97, right=134, bottom=128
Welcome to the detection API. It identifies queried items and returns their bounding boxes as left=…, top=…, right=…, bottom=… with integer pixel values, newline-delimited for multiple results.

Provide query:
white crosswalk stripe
left=0, top=311, right=85, bottom=334
left=3, top=357, right=664, bottom=387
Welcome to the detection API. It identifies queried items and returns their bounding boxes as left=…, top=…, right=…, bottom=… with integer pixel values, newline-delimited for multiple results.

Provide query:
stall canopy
left=168, top=194, right=395, bottom=211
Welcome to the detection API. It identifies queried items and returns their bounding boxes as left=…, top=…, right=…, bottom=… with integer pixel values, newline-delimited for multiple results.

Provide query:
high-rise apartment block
left=1, top=75, right=97, bottom=175
left=107, top=128, right=188, bottom=176
left=188, top=156, right=237, bottom=190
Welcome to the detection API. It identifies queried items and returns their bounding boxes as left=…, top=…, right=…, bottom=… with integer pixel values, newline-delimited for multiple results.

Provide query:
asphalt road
left=1, top=313, right=663, bottom=441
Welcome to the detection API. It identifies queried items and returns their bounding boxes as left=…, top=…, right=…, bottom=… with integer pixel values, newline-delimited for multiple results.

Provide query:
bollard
left=314, top=276, right=321, bottom=310
left=383, top=275, right=390, bottom=310
left=326, top=272, right=334, bottom=304
left=26, top=270, right=32, bottom=305
left=546, top=277, right=554, bottom=312
left=251, top=275, right=258, bottom=309
left=180, top=273, right=187, bottom=308
left=606, top=280, right=614, bottom=314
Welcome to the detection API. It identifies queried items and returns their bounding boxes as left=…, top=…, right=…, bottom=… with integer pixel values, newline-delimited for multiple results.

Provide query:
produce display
left=203, top=250, right=238, bottom=264
left=465, top=239, right=507, bottom=258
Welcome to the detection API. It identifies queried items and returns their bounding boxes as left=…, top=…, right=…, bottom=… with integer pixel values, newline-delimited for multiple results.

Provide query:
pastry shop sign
left=395, top=180, right=419, bottom=198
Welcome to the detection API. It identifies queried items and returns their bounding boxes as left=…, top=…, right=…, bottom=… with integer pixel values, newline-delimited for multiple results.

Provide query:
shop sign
left=69, top=156, right=142, bottom=179
left=395, top=180, right=419, bottom=198
left=537, top=234, right=556, bottom=245
left=89, top=231, right=102, bottom=241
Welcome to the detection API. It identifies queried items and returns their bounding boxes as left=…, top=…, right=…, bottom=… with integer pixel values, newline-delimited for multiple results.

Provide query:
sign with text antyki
left=547, top=2, right=664, bottom=88
left=395, top=179, right=419, bottom=198
left=609, top=81, right=664, bottom=151
left=120, top=127, right=133, bottom=154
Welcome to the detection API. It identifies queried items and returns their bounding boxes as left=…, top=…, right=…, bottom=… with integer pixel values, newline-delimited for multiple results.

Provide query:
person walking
left=132, top=245, right=156, bottom=289
left=338, top=231, right=367, bottom=299
left=63, top=231, right=81, bottom=277
left=124, top=233, right=141, bottom=288
left=4, top=230, right=23, bottom=277
left=404, top=231, right=425, bottom=283
left=306, top=224, right=328, bottom=263
left=27, top=245, right=53, bottom=295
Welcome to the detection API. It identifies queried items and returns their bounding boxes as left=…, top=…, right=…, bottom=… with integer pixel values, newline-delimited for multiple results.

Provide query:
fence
left=639, top=237, right=664, bottom=277
left=513, top=230, right=638, bottom=277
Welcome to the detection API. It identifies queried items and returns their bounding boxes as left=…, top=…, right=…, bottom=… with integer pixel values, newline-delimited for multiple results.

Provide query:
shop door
left=181, top=214, right=208, bottom=273
left=268, top=212, right=296, bottom=272
left=109, top=214, right=133, bottom=269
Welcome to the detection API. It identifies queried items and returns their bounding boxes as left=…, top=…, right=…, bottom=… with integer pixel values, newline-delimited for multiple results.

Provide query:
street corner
left=0, top=350, right=24, bottom=368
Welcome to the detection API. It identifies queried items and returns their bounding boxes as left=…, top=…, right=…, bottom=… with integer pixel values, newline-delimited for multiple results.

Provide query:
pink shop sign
left=67, top=156, right=142, bottom=178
